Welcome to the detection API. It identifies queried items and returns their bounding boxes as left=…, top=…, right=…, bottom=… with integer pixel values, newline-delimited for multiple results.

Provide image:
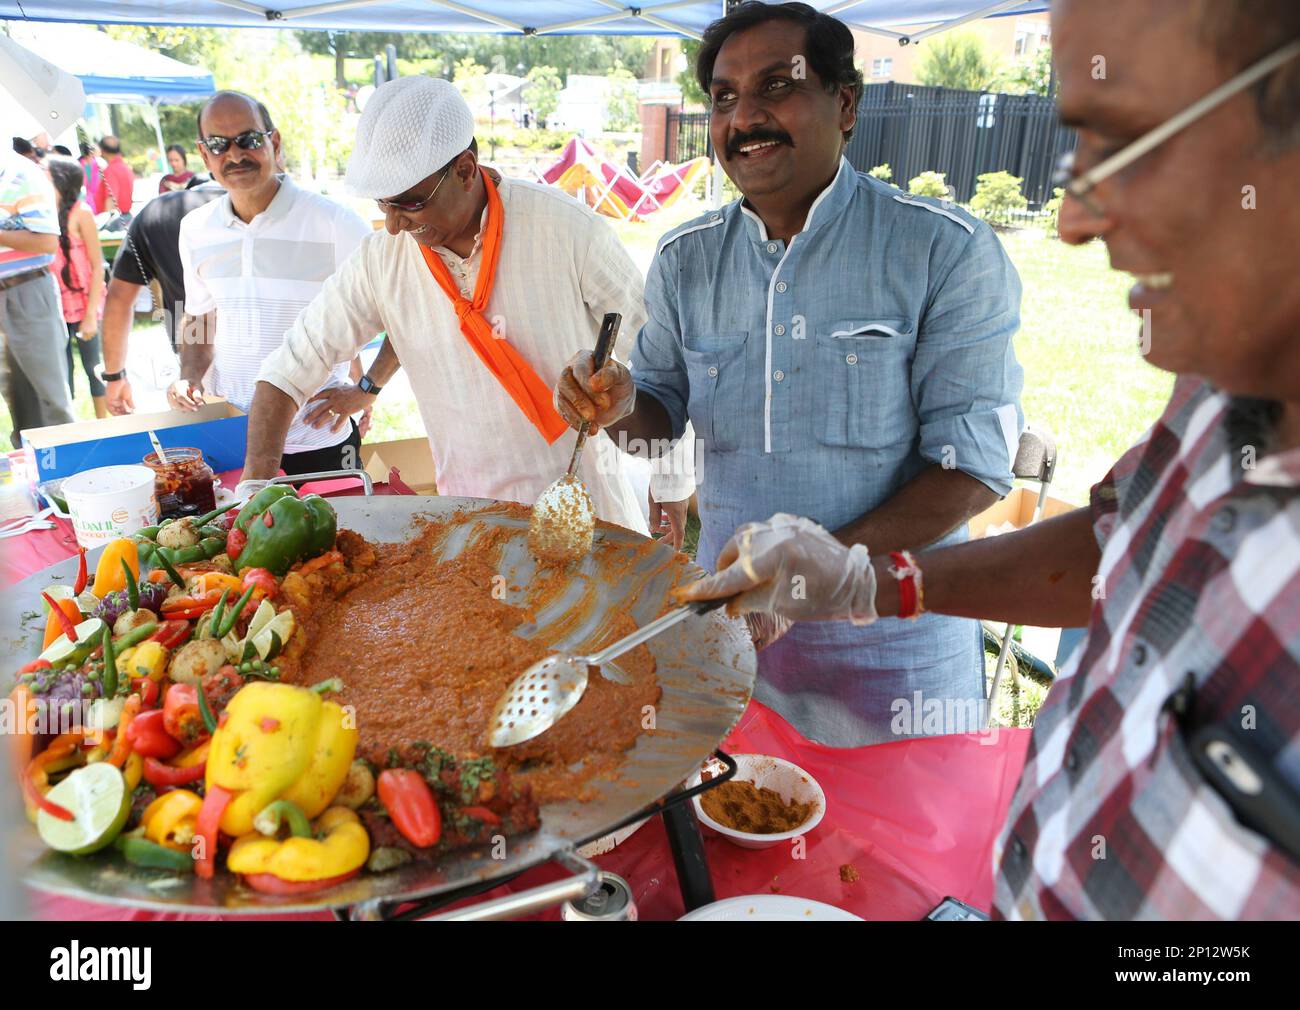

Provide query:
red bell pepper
left=242, top=567, right=278, bottom=601
left=377, top=768, right=441, bottom=848
left=132, top=677, right=161, bottom=709
left=150, top=619, right=192, bottom=650
left=226, top=527, right=248, bottom=562
left=162, top=683, right=210, bottom=747
left=243, top=869, right=360, bottom=896
left=142, top=756, right=206, bottom=788
left=126, top=708, right=182, bottom=760
left=195, top=783, right=233, bottom=879
left=460, top=805, right=502, bottom=827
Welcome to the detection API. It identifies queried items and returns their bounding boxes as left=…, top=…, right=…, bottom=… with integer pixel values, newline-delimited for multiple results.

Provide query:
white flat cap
left=345, top=76, right=475, bottom=199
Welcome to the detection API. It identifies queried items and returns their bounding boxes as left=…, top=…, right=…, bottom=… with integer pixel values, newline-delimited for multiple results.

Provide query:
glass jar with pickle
left=142, top=447, right=216, bottom=519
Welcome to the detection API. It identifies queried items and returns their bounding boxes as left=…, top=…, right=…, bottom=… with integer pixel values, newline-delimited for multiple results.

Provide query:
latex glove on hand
left=677, top=513, right=879, bottom=625
left=233, top=479, right=271, bottom=504
left=554, top=350, right=635, bottom=435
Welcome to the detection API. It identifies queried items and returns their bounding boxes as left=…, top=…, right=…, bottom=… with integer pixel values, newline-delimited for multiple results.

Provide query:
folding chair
left=985, top=425, right=1058, bottom=726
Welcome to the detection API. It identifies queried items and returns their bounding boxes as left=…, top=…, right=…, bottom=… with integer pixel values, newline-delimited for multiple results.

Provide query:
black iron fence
left=669, top=82, right=1076, bottom=210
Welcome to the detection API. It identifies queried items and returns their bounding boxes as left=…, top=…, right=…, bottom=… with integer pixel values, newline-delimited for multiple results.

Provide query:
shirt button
left=846, top=353, right=858, bottom=365
left=766, top=242, right=777, bottom=253
left=1133, top=643, right=1148, bottom=666
left=774, top=323, right=786, bottom=336
left=1065, top=749, right=1079, bottom=772
left=707, top=365, right=718, bottom=378
left=773, top=370, right=785, bottom=382
left=1214, top=507, right=1237, bottom=533
left=776, top=281, right=787, bottom=293
left=1012, top=836, right=1027, bottom=860
left=710, top=214, right=721, bottom=222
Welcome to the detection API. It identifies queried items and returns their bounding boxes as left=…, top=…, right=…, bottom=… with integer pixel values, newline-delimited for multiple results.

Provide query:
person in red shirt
left=96, top=135, right=135, bottom=215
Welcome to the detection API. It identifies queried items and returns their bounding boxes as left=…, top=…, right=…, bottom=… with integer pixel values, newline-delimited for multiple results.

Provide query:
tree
left=677, top=39, right=707, bottom=108
left=605, top=68, right=639, bottom=132
left=524, top=66, right=563, bottom=126
left=295, top=30, right=435, bottom=88
left=999, top=46, right=1053, bottom=97
left=915, top=31, right=1002, bottom=92
left=454, top=57, right=489, bottom=110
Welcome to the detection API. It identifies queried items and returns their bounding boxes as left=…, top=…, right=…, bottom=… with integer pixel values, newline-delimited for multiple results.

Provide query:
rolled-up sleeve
left=912, top=221, right=1024, bottom=496
left=258, top=236, right=384, bottom=407
left=630, top=246, right=690, bottom=441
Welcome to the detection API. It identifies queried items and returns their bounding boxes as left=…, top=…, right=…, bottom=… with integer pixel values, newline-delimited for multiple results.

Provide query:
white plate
left=679, top=895, right=862, bottom=922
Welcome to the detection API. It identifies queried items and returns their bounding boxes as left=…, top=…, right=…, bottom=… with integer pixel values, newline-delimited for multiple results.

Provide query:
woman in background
left=159, top=144, right=194, bottom=193
left=48, top=156, right=108, bottom=418
left=78, top=141, right=103, bottom=214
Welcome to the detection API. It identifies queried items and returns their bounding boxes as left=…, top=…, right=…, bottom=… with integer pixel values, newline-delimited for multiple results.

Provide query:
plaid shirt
left=993, top=377, right=1300, bottom=919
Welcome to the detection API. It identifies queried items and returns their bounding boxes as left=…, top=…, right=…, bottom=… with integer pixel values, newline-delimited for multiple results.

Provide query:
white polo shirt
left=178, top=175, right=372, bottom=453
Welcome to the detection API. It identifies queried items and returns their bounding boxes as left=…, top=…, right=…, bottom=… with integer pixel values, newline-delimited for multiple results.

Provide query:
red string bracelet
left=888, top=550, right=925, bottom=620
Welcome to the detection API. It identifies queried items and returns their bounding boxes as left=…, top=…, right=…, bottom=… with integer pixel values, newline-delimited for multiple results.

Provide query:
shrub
left=1042, top=186, right=1065, bottom=235
left=971, top=170, right=1028, bottom=224
left=907, top=170, right=950, bottom=199
left=868, top=163, right=892, bottom=182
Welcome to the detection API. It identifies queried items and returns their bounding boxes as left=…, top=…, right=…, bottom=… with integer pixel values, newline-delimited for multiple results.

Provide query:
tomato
left=377, top=768, right=442, bottom=848
left=162, top=684, right=209, bottom=747
left=125, top=708, right=182, bottom=759
left=226, top=527, right=248, bottom=563
left=242, top=567, right=278, bottom=601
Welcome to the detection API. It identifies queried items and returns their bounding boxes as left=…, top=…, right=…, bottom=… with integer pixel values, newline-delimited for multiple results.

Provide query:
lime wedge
left=39, top=617, right=106, bottom=664
left=251, top=610, right=295, bottom=661
left=37, top=762, right=132, bottom=855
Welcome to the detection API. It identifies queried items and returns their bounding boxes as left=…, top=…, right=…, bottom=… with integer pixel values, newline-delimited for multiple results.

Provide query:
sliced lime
left=246, top=599, right=276, bottom=639
left=251, top=610, right=295, bottom=661
left=39, top=617, right=106, bottom=664
left=37, top=762, right=132, bottom=855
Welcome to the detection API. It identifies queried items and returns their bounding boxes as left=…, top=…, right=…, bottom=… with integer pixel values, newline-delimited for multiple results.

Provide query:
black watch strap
left=101, top=369, right=126, bottom=383
left=358, top=374, right=382, bottom=396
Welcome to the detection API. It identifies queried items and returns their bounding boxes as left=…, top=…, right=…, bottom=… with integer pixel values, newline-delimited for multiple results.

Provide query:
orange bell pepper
left=193, top=572, right=244, bottom=597
left=92, top=539, right=140, bottom=598
left=42, top=596, right=84, bottom=649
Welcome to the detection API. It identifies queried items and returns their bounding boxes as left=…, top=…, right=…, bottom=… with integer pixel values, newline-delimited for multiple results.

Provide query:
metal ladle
left=527, top=312, right=620, bottom=566
left=489, top=594, right=731, bottom=748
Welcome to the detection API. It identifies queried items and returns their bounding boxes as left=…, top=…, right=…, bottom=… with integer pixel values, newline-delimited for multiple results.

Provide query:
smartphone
left=925, top=896, right=989, bottom=921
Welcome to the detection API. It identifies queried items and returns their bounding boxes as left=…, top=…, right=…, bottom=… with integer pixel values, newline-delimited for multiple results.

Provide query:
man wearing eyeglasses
left=241, top=76, right=651, bottom=534
left=173, top=91, right=373, bottom=476
left=681, top=0, right=1300, bottom=918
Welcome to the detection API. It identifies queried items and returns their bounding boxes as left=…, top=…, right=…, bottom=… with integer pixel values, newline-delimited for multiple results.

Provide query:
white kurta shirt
left=259, top=174, right=650, bottom=534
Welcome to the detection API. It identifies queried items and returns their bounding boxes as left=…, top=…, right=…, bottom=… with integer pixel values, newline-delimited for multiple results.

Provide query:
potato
left=168, top=638, right=227, bottom=685
left=113, top=609, right=156, bottom=637
left=334, top=761, right=376, bottom=809
left=157, top=518, right=200, bottom=550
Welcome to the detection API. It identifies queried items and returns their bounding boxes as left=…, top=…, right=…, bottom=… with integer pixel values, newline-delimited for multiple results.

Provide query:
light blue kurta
left=631, top=158, right=1024, bottom=746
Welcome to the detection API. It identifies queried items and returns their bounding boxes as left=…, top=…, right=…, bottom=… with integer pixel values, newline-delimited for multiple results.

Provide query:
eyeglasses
left=376, top=167, right=452, bottom=213
left=1055, top=36, right=1300, bottom=218
left=197, top=130, right=275, bottom=157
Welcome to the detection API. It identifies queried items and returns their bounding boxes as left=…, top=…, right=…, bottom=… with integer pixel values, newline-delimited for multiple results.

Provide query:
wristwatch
left=101, top=369, right=126, bottom=383
left=358, top=374, right=383, bottom=396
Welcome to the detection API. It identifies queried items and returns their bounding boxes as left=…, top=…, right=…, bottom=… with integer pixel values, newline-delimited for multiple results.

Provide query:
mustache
left=726, top=128, right=794, bottom=159
left=223, top=161, right=257, bottom=172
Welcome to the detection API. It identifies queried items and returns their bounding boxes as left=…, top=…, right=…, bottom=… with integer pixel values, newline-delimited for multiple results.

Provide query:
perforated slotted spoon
left=489, top=595, right=732, bottom=747
left=527, top=311, right=621, bottom=566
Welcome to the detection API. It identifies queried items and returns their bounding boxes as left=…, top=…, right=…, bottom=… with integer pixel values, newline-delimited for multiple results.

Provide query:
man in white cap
left=239, top=76, right=663, bottom=534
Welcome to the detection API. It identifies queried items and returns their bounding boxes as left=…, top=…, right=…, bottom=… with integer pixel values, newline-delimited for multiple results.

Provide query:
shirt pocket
left=683, top=331, right=748, bottom=452
left=816, top=319, right=915, bottom=449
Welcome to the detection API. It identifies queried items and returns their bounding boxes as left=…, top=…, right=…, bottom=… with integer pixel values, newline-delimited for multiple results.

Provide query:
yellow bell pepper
left=117, top=640, right=169, bottom=682
left=204, top=682, right=357, bottom=837
left=123, top=751, right=144, bottom=791
left=142, top=789, right=203, bottom=851
left=92, top=539, right=140, bottom=598
left=227, top=806, right=369, bottom=882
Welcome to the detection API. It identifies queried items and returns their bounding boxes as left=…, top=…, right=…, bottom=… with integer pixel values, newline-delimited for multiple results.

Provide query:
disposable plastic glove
left=233, top=478, right=271, bottom=504
left=677, top=513, right=878, bottom=625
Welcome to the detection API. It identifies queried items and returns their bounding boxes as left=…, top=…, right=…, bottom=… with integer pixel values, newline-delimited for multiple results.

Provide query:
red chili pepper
left=243, top=869, right=360, bottom=896
left=142, top=756, right=206, bottom=788
left=21, top=767, right=74, bottom=821
left=460, top=805, right=502, bottom=827
left=73, top=547, right=88, bottom=595
left=125, top=708, right=182, bottom=759
left=20, top=658, right=52, bottom=674
left=195, top=783, right=233, bottom=880
left=150, top=620, right=192, bottom=650
left=133, top=677, right=160, bottom=709
left=377, top=768, right=442, bottom=848
left=41, top=592, right=78, bottom=642
left=262, top=511, right=274, bottom=528
left=226, top=527, right=247, bottom=562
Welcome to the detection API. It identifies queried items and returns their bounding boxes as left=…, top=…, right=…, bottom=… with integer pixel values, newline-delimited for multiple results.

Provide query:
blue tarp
left=0, top=2, right=1048, bottom=38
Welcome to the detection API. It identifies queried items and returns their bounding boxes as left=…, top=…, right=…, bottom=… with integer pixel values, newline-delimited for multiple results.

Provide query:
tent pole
left=150, top=98, right=167, bottom=175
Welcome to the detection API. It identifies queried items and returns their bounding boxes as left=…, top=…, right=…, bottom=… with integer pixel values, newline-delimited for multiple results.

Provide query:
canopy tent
left=1, top=1, right=1048, bottom=41
left=0, top=32, right=85, bottom=138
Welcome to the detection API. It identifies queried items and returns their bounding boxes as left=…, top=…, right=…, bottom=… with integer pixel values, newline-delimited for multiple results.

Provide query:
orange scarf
left=419, top=170, right=569, bottom=445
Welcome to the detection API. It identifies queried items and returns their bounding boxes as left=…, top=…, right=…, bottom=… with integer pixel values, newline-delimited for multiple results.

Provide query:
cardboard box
left=969, top=486, right=1077, bottom=540
left=22, top=400, right=249, bottom=484
left=361, top=437, right=438, bottom=494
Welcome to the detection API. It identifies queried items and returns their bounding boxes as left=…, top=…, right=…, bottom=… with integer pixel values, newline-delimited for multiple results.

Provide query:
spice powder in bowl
left=693, top=754, right=826, bottom=849
left=700, top=779, right=815, bottom=834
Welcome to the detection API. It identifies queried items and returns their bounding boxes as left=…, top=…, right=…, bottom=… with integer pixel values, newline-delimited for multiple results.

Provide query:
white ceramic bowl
left=689, top=753, right=826, bottom=850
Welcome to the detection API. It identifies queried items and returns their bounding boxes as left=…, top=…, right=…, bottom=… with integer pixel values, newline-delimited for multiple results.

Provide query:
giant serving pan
left=0, top=495, right=756, bottom=914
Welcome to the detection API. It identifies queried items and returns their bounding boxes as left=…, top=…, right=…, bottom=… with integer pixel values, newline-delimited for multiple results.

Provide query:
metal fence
left=669, top=82, right=1076, bottom=210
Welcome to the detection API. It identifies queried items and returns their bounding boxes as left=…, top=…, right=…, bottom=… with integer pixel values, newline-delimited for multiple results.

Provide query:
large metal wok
left=1, top=494, right=756, bottom=916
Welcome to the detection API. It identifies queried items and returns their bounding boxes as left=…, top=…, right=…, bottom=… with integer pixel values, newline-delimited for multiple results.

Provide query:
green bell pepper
left=234, top=489, right=338, bottom=577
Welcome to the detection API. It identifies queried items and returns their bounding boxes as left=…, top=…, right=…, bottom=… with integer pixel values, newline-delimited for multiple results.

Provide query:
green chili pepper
left=253, top=799, right=313, bottom=839
left=197, top=680, right=218, bottom=734
left=100, top=625, right=117, bottom=698
left=153, top=550, right=186, bottom=588
left=158, top=544, right=207, bottom=566
left=198, top=524, right=226, bottom=540
left=215, top=585, right=256, bottom=639
left=113, top=621, right=159, bottom=652
left=116, top=835, right=194, bottom=873
left=194, top=500, right=239, bottom=527
left=121, top=557, right=140, bottom=611
left=199, top=536, right=227, bottom=560
left=209, top=588, right=231, bottom=638
left=311, top=678, right=344, bottom=695
left=137, top=525, right=161, bottom=541
left=137, top=540, right=156, bottom=565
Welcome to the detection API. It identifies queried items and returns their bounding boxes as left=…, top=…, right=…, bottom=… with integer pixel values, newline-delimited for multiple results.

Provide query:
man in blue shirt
left=555, top=1, right=1023, bottom=745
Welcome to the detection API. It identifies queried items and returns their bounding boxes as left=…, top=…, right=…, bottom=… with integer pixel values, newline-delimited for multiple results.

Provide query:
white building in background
left=548, top=74, right=612, bottom=135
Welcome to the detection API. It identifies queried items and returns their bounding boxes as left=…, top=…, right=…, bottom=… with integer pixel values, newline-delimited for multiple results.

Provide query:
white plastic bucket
left=62, top=465, right=159, bottom=549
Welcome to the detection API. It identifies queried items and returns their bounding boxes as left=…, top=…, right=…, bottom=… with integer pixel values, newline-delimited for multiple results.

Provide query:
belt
left=0, top=266, right=50, bottom=292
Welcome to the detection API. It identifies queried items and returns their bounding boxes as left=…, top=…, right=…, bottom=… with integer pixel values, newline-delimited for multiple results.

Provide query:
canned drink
left=562, top=872, right=638, bottom=921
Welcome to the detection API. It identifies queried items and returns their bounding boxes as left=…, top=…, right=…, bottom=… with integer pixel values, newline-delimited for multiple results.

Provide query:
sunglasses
left=197, top=129, right=274, bottom=157
left=376, top=167, right=452, bottom=213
